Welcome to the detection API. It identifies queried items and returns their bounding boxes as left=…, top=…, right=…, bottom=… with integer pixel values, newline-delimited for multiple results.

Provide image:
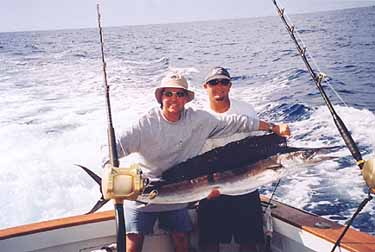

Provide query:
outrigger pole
left=271, top=1, right=375, bottom=251
left=96, top=4, right=126, bottom=251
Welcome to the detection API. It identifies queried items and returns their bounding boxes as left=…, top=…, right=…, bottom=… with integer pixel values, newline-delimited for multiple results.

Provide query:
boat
left=1, top=196, right=375, bottom=252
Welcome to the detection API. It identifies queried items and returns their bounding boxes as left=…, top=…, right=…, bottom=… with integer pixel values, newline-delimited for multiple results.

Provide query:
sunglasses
left=207, top=79, right=231, bottom=86
left=163, top=91, right=187, bottom=98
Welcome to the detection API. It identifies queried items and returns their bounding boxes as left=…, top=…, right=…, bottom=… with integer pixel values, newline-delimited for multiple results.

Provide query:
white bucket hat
left=155, top=72, right=195, bottom=104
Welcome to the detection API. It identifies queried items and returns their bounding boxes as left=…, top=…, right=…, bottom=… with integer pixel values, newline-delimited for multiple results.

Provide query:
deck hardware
left=148, top=190, right=159, bottom=199
left=314, top=222, right=331, bottom=229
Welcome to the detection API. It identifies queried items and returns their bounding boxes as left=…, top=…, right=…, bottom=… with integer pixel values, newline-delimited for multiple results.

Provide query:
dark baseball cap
left=204, top=67, right=231, bottom=83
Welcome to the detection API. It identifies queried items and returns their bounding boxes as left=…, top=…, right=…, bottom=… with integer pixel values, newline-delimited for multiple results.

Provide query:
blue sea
left=0, top=6, right=375, bottom=237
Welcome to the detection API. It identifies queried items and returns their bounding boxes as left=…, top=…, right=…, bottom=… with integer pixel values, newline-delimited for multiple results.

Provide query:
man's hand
left=259, top=121, right=291, bottom=137
left=273, top=124, right=291, bottom=137
left=207, top=188, right=221, bottom=200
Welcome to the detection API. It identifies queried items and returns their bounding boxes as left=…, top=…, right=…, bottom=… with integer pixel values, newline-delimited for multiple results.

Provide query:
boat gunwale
left=0, top=210, right=114, bottom=240
left=262, top=196, right=375, bottom=252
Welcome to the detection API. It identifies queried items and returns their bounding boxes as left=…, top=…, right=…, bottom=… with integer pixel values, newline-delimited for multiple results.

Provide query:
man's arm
left=207, top=113, right=259, bottom=139
left=258, top=120, right=291, bottom=137
left=207, top=113, right=290, bottom=139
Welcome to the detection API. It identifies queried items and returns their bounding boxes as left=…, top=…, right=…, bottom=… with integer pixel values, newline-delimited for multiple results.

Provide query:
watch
left=268, top=123, right=275, bottom=133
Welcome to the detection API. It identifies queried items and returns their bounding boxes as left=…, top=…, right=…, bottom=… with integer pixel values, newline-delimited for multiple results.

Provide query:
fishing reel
left=361, top=158, right=375, bottom=191
left=102, top=164, right=147, bottom=201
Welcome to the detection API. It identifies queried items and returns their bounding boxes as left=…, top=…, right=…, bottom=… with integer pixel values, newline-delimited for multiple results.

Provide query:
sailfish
left=79, top=133, right=337, bottom=211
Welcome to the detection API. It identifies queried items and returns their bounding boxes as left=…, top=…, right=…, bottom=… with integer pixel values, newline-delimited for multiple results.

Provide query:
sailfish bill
left=80, top=134, right=337, bottom=212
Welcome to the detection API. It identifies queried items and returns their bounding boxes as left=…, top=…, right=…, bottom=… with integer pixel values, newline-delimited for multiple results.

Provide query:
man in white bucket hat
left=155, top=72, right=195, bottom=104
left=105, top=71, right=290, bottom=252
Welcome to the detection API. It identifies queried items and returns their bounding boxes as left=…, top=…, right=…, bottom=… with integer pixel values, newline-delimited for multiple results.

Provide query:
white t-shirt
left=201, top=99, right=259, bottom=195
left=201, top=99, right=259, bottom=154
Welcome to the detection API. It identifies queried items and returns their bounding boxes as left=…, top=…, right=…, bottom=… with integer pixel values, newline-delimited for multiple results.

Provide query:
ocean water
left=0, top=6, right=375, bottom=236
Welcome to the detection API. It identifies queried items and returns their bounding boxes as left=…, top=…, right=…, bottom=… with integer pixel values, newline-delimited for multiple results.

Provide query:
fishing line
left=276, top=0, right=349, bottom=108
left=263, top=179, right=281, bottom=252
left=267, top=179, right=281, bottom=206
left=330, top=189, right=373, bottom=252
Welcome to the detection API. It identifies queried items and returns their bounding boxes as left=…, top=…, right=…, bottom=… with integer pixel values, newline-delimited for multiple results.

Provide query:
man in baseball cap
left=198, top=66, right=290, bottom=252
left=204, top=66, right=231, bottom=84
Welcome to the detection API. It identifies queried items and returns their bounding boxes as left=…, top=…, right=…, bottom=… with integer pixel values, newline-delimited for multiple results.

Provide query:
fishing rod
left=95, top=5, right=146, bottom=251
left=271, top=0, right=375, bottom=251
left=97, top=4, right=119, bottom=168
left=96, top=4, right=125, bottom=251
left=272, top=0, right=364, bottom=167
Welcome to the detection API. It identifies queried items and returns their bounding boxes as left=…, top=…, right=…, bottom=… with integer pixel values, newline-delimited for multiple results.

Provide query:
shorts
left=124, top=207, right=193, bottom=235
left=198, top=190, right=265, bottom=245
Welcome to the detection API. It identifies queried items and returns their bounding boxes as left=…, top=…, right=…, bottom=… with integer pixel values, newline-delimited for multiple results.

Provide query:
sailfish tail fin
left=75, top=164, right=109, bottom=214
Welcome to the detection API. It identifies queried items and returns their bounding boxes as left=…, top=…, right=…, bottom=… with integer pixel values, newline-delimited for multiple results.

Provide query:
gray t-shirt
left=117, top=107, right=259, bottom=178
left=115, top=106, right=259, bottom=211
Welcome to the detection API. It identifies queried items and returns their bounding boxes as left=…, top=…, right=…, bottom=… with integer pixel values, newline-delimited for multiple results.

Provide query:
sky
left=0, top=0, right=374, bottom=32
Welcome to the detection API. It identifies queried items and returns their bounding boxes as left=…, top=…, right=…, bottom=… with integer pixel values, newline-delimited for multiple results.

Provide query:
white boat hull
left=1, top=197, right=374, bottom=252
